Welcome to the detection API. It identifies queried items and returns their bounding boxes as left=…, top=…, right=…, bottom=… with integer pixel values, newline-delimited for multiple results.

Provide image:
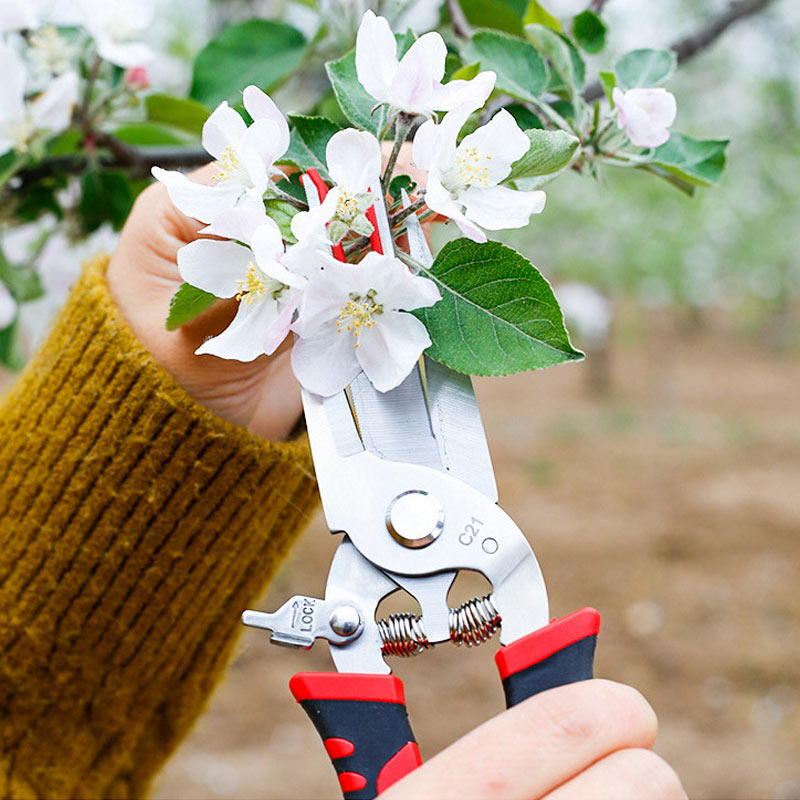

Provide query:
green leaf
left=615, top=48, right=676, bottom=89
left=505, top=103, right=544, bottom=129
left=166, top=282, right=217, bottom=331
left=523, top=0, right=561, bottom=31
left=459, top=0, right=525, bottom=36
left=506, top=129, right=579, bottom=180
left=263, top=199, right=299, bottom=243
left=388, top=174, right=416, bottom=202
left=465, top=31, right=548, bottom=102
left=412, top=239, right=582, bottom=376
left=0, top=316, right=25, bottom=371
left=145, top=93, right=210, bottom=136
left=326, top=48, right=388, bottom=136
left=598, top=70, right=616, bottom=104
left=525, top=24, right=585, bottom=97
left=79, top=171, right=134, bottom=232
left=114, top=123, right=188, bottom=146
left=643, top=133, right=729, bottom=187
left=0, top=248, right=44, bottom=303
left=190, top=20, right=306, bottom=107
left=279, top=115, right=342, bottom=179
left=572, top=10, right=606, bottom=54
left=451, top=62, right=480, bottom=81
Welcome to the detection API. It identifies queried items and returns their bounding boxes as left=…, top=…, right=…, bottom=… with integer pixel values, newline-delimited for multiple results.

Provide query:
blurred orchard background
left=2, top=0, right=799, bottom=798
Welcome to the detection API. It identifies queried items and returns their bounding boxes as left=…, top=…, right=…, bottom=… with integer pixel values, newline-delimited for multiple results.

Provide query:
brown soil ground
left=14, top=316, right=798, bottom=800
left=149, top=319, right=800, bottom=800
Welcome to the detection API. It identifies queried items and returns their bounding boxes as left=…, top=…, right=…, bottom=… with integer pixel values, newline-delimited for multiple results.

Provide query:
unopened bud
left=125, top=66, right=150, bottom=91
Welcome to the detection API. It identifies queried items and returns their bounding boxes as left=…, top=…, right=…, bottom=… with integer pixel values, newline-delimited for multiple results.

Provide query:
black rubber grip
left=495, top=607, right=601, bottom=708
left=290, top=673, right=421, bottom=799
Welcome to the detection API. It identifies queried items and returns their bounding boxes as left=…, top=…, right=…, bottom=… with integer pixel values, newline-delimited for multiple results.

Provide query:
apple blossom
left=152, top=86, right=290, bottom=224
left=124, top=66, right=150, bottom=91
left=0, top=43, right=78, bottom=156
left=291, top=252, right=441, bottom=395
left=613, top=86, right=677, bottom=148
left=413, top=86, right=546, bottom=243
left=28, top=26, right=77, bottom=78
left=291, top=129, right=382, bottom=244
left=72, top=0, right=155, bottom=67
left=176, top=206, right=317, bottom=361
left=355, top=9, right=496, bottom=118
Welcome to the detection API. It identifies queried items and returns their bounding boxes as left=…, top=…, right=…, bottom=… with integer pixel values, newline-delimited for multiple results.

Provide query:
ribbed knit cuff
left=0, top=255, right=318, bottom=799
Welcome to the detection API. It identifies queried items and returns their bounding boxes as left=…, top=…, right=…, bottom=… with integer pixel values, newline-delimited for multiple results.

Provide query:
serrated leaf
left=412, top=239, right=582, bottom=376
left=190, top=20, right=306, bottom=107
left=326, top=48, right=389, bottom=136
left=525, top=23, right=585, bottom=98
left=523, top=0, right=561, bottom=30
left=279, top=115, right=342, bottom=179
left=615, top=48, right=676, bottom=89
left=643, top=133, right=728, bottom=187
left=506, top=129, right=579, bottom=180
left=264, top=199, right=298, bottom=243
left=465, top=31, right=548, bottom=102
left=145, top=94, right=210, bottom=136
left=572, top=10, right=606, bottom=54
left=166, top=282, right=217, bottom=330
left=598, top=70, right=616, bottom=104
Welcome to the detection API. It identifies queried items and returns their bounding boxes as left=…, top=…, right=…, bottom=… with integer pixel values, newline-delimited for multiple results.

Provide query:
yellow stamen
left=455, top=145, right=491, bottom=187
left=214, top=145, right=239, bottom=182
left=336, top=291, right=383, bottom=349
left=235, top=263, right=267, bottom=304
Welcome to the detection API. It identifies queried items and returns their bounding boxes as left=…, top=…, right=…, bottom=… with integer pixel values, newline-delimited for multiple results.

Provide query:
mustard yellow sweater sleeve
left=0, top=255, right=318, bottom=800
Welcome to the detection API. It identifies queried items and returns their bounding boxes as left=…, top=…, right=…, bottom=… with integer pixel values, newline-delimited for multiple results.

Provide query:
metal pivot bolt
left=329, top=605, right=362, bottom=637
left=386, top=490, right=445, bottom=549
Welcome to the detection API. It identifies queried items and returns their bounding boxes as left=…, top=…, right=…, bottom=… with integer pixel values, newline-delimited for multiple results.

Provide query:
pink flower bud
left=124, top=66, right=150, bottom=91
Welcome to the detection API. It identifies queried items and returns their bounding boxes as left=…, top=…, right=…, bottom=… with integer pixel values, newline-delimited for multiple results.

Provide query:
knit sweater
left=0, top=255, right=318, bottom=799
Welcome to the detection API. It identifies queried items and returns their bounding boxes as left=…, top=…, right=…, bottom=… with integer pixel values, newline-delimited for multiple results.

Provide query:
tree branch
left=589, top=0, right=610, bottom=12
left=446, top=0, right=472, bottom=39
left=583, top=0, right=776, bottom=102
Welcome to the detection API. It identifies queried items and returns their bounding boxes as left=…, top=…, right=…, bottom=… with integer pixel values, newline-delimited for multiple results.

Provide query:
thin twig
left=382, top=113, right=414, bottom=194
left=589, top=0, right=609, bottom=12
left=343, top=194, right=428, bottom=256
left=446, top=0, right=472, bottom=39
left=583, top=0, right=776, bottom=102
left=267, top=184, right=308, bottom=210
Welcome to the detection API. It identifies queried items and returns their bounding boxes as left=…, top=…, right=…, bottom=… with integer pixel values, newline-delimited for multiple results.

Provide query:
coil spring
left=378, top=594, right=501, bottom=657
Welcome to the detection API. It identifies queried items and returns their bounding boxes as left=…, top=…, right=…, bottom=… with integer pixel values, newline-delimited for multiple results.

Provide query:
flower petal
left=202, top=102, right=247, bottom=161
left=94, top=37, right=153, bottom=67
left=0, top=44, right=26, bottom=118
left=151, top=166, right=244, bottom=223
left=242, top=85, right=290, bottom=156
left=391, top=31, right=446, bottom=112
left=326, top=129, right=382, bottom=192
left=196, top=297, right=282, bottom=362
left=356, top=311, right=431, bottom=393
left=291, top=322, right=362, bottom=396
left=292, top=261, right=355, bottom=338
left=355, top=9, right=398, bottom=105
left=458, top=108, right=529, bottom=184
left=29, top=70, right=79, bottom=135
left=430, top=69, right=496, bottom=113
left=424, top=172, right=486, bottom=243
left=200, top=205, right=270, bottom=245
left=357, top=251, right=440, bottom=311
left=460, top=184, right=545, bottom=230
left=177, top=239, right=253, bottom=297
left=411, top=118, right=437, bottom=172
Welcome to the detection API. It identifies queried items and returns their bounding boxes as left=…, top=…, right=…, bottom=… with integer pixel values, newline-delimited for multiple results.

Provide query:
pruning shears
left=242, top=170, right=601, bottom=800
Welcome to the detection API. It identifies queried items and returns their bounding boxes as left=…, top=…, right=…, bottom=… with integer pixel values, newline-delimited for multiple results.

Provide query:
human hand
left=379, top=680, right=686, bottom=800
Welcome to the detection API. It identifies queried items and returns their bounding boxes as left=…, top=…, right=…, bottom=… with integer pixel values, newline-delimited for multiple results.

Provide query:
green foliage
left=190, top=20, right=306, bottom=107
left=459, top=0, right=525, bottom=36
left=264, top=199, right=299, bottom=243
left=615, top=48, right=676, bottom=89
left=572, top=10, right=607, bottom=54
left=326, top=49, right=389, bottom=136
left=505, top=104, right=544, bottom=129
left=0, top=317, right=25, bottom=371
left=145, top=94, right=210, bottom=137
left=114, top=123, right=188, bottom=146
left=79, top=171, right=135, bottom=232
left=280, top=115, right=342, bottom=179
left=523, top=0, right=561, bottom=31
left=0, top=257, right=44, bottom=304
left=642, top=133, right=729, bottom=189
left=506, top=129, right=579, bottom=180
left=465, top=31, right=549, bottom=102
left=525, top=24, right=585, bottom=98
left=166, top=282, right=217, bottom=330
left=412, top=239, right=582, bottom=376
left=388, top=174, right=416, bottom=202
left=598, top=71, right=616, bottom=104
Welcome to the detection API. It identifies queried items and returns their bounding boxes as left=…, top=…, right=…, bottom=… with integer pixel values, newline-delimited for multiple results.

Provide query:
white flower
left=612, top=87, right=676, bottom=148
left=153, top=86, right=290, bottom=224
left=0, top=0, right=80, bottom=32
left=413, top=85, right=546, bottom=243
left=0, top=282, right=16, bottom=329
left=355, top=9, right=496, bottom=118
left=0, top=44, right=78, bottom=156
left=28, top=26, right=78, bottom=78
left=177, top=207, right=311, bottom=361
left=72, top=0, right=155, bottom=67
left=291, top=129, right=382, bottom=245
left=291, top=252, right=440, bottom=395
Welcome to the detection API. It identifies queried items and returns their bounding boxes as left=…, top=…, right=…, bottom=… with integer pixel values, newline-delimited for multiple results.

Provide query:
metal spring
left=377, top=594, right=502, bottom=657
left=450, top=594, right=501, bottom=647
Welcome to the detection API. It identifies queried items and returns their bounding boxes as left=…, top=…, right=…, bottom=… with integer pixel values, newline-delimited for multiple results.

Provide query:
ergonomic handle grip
left=495, top=607, right=601, bottom=708
left=290, top=672, right=422, bottom=800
